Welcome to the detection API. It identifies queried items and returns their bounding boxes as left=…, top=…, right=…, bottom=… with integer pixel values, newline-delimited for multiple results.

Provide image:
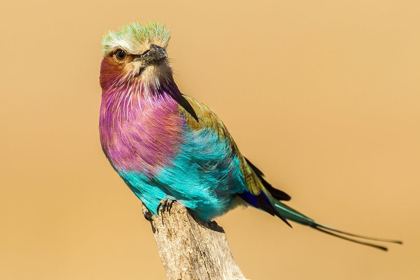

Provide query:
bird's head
left=100, top=22, right=172, bottom=92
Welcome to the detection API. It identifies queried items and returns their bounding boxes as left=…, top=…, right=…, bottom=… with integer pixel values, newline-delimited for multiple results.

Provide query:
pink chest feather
left=99, top=92, right=185, bottom=175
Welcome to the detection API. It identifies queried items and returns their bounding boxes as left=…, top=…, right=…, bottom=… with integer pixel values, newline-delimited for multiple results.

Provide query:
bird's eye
left=115, top=49, right=126, bottom=61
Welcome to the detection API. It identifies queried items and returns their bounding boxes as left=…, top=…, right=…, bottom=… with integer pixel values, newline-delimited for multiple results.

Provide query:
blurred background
left=1, top=0, right=419, bottom=279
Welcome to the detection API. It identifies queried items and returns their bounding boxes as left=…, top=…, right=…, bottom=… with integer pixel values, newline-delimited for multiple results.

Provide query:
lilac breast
left=99, top=92, right=185, bottom=176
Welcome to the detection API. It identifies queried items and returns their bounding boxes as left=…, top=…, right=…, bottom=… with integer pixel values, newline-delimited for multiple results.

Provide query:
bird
left=99, top=21, right=401, bottom=251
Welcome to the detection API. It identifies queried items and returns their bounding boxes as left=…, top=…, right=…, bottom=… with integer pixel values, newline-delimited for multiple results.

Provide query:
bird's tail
left=242, top=158, right=402, bottom=251
left=268, top=192, right=402, bottom=251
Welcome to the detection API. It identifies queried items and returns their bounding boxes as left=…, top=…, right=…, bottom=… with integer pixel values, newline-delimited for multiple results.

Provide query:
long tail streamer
left=272, top=200, right=402, bottom=251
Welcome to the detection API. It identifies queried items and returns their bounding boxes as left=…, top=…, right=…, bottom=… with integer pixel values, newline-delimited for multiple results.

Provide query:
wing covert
left=178, top=94, right=264, bottom=196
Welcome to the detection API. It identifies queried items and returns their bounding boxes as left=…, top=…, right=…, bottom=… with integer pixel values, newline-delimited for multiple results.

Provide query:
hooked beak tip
left=143, top=44, right=167, bottom=62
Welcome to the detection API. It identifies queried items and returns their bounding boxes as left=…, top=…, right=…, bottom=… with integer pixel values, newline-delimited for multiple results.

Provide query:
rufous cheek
left=99, top=57, right=126, bottom=90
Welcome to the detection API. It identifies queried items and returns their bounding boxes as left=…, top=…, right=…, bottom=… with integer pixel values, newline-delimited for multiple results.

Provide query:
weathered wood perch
left=144, top=201, right=247, bottom=280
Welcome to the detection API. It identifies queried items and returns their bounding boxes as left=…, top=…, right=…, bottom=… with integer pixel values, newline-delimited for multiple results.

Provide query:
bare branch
left=145, top=201, right=247, bottom=280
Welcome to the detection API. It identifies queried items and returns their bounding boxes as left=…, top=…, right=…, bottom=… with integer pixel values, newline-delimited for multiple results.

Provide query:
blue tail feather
left=272, top=198, right=402, bottom=250
left=243, top=159, right=402, bottom=250
left=239, top=184, right=402, bottom=251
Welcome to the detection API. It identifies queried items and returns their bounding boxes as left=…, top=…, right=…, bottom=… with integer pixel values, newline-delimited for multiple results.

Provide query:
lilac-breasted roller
left=99, top=22, right=401, bottom=251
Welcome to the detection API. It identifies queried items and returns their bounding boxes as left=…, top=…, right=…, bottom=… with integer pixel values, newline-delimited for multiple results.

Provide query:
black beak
left=136, top=44, right=167, bottom=64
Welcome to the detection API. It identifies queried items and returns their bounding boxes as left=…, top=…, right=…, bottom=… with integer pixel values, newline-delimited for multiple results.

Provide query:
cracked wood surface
left=145, top=201, right=247, bottom=280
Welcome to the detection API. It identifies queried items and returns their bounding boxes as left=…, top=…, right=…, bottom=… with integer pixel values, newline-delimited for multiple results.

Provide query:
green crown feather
left=102, top=21, right=170, bottom=55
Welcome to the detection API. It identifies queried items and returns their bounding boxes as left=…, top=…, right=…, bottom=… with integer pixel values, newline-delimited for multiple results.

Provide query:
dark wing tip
left=245, top=157, right=265, bottom=176
left=245, top=157, right=292, bottom=201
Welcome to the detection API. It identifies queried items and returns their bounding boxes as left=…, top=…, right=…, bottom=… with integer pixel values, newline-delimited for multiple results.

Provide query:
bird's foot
left=142, top=207, right=153, bottom=221
left=157, top=199, right=174, bottom=214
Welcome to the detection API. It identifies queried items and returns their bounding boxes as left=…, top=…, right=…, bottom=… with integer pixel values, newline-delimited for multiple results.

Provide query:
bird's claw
left=157, top=199, right=174, bottom=214
left=143, top=207, right=153, bottom=221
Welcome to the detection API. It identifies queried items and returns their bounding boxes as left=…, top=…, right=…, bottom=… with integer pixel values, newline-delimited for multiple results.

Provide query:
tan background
left=1, top=0, right=419, bottom=279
